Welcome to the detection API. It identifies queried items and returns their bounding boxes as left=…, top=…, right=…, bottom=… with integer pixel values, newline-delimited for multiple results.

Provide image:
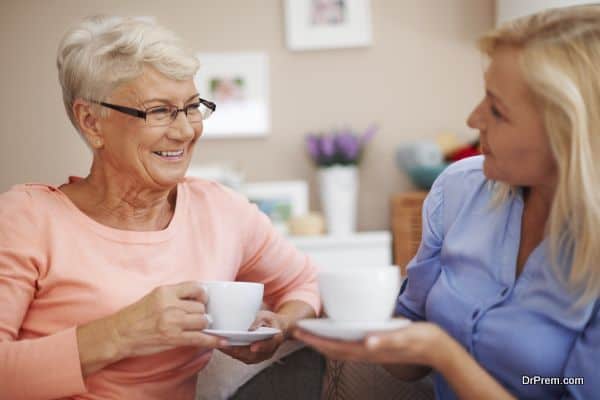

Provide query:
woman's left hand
left=293, top=321, right=453, bottom=369
left=219, top=310, right=290, bottom=364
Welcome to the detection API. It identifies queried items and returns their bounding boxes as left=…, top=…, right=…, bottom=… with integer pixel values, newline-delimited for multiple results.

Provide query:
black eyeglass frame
left=93, top=98, right=216, bottom=124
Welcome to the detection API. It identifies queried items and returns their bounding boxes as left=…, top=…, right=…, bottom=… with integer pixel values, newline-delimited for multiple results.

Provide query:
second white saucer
left=296, top=318, right=411, bottom=341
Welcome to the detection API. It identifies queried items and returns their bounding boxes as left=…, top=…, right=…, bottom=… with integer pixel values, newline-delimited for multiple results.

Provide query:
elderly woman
left=296, top=5, right=599, bottom=400
left=0, top=16, right=320, bottom=400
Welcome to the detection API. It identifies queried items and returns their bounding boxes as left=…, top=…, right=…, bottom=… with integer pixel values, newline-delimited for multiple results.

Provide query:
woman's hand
left=77, top=281, right=228, bottom=376
left=219, top=310, right=289, bottom=364
left=293, top=321, right=452, bottom=369
left=295, top=322, right=516, bottom=399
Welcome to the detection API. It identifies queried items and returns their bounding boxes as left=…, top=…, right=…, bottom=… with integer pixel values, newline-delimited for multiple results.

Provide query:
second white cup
left=318, top=266, right=401, bottom=322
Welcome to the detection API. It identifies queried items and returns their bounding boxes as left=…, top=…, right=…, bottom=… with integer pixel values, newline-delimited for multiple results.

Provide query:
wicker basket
left=391, top=191, right=428, bottom=277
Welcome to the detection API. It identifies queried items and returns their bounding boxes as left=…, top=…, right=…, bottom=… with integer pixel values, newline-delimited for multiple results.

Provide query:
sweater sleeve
left=0, top=187, right=86, bottom=399
left=233, top=194, right=320, bottom=315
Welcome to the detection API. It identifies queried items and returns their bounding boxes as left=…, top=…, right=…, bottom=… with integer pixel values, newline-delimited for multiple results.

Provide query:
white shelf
left=289, top=231, right=392, bottom=269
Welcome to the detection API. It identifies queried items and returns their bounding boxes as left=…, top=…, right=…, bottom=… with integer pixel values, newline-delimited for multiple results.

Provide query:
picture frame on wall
left=284, top=0, right=372, bottom=51
left=194, top=52, right=269, bottom=138
left=242, top=181, right=308, bottom=235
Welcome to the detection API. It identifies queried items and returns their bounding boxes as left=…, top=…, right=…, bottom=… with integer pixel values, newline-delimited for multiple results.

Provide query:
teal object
left=406, top=164, right=448, bottom=190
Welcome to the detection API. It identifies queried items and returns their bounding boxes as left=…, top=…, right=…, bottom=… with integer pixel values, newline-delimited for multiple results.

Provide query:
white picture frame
left=242, top=181, right=308, bottom=235
left=194, top=52, right=270, bottom=138
left=284, top=0, right=372, bottom=51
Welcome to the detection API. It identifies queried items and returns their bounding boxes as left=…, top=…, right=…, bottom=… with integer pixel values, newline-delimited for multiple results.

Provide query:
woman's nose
left=169, top=112, right=196, bottom=140
left=467, top=101, right=485, bottom=130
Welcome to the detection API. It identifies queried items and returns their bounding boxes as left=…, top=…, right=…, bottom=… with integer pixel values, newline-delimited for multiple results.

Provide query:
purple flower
left=361, top=124, right=378, bottom=145
left=335, top=132, right=360, bottom=161
left=305, top=134, right=321, bottom=163
left=304, top=124, right=377, bottom=167
left=320, top=135, right=336, bottom=158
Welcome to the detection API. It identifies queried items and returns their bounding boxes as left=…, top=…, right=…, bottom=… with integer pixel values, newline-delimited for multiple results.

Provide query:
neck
left=75, top=160, right=177, bottom=231
left=523, top=182, right=555, bottom=223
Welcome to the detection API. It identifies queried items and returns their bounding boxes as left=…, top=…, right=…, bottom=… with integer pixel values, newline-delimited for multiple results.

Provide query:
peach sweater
left=0, top=178, right=320, bottom=400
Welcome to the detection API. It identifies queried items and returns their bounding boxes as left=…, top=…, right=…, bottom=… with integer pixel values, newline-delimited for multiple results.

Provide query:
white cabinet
left=289, top=231, right=392, bottom=269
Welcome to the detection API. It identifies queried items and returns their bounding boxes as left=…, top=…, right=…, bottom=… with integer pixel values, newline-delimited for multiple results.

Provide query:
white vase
left=318, top=165, right=358, bottom=235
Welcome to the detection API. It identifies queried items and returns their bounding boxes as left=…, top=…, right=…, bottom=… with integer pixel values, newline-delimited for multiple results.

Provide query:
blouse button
left=472, top=309, right=480, bottom=319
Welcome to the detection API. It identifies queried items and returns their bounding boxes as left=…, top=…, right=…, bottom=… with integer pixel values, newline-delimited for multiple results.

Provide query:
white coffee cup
left=318, top=266, right=401, bottom=322
left=201, top=281, right=264, bottom=331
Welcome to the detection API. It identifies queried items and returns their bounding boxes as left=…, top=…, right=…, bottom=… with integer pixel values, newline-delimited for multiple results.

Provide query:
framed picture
left=194, top=52, right=269, bottom=138
left=242, top=181, right=308, bottom=235
left=284, top=0, right=372, bottom=51
left=186, top=163, right=244, bottom=190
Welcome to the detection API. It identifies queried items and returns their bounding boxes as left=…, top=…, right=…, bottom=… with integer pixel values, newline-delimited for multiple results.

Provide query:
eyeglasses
left=94, top=98, right=216, bottom=127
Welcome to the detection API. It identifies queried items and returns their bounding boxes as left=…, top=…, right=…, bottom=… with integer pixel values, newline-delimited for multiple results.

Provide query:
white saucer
left=296, top=318, right=411, bottom=341
left=203, top=327, right=281, bottom=346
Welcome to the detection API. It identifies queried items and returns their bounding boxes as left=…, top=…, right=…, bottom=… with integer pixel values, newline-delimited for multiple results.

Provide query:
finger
left=174, top=281, right=208, bottom=303
left=249, top=311, right=276, bottom=330
left=249, top=336, right=281, bottom=353
left=178, top=331, right=228, bottom=348
left=180, top=314, right=211, bottom=331
left=249, top=318, right=264, bottom=331
left=226, top=349, right=265, bottom=365
left=220, top=346, right=253, bottom=361
left=366, top=330, right=408, bottom=351
left=179, top=300, right=206, bottom=314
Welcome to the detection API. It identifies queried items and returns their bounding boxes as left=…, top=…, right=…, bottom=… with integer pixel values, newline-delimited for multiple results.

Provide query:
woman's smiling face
left=467, top=46, right=557, bottom=188
left=95, top=66, right=203, bottom=190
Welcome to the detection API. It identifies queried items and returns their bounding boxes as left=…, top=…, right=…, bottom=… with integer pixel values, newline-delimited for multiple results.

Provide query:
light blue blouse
left=395, top=156, right=599, bottom=400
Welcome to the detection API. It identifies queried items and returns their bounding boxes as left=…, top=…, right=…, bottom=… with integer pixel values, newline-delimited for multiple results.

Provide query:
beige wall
left=0, top=0, right=492, bottom=231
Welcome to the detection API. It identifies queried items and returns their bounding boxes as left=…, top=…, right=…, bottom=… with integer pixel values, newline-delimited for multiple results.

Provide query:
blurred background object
left=396, top=140, right=443, bottom=171
left=396, top=140, right=446, bottom=191
left=396, top=134, right=481, bottom=190
left=445, top=138, right=480, bottom=162
left=242, top=180, right=308, bottom=235
left=288, top=213, right=326, bottom=236
left=187, top=163, right=245, bottom=190
left=306, top=125, right=376, bottom=235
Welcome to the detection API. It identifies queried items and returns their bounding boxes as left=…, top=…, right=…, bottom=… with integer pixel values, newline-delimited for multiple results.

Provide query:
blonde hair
left=56, top=15, right=200, bottom=134
left=480, top=4, right=600, bottom=302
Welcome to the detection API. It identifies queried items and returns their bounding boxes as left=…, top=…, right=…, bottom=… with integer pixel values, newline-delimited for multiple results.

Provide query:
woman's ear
left=72, top=99, right=104, bottom=149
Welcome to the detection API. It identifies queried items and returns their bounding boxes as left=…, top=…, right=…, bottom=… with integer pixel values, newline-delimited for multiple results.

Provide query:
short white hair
left=56, top=15, right=200, bottom=133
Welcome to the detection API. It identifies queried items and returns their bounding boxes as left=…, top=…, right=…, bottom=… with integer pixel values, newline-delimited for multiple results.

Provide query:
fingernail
left=366, top=337, right=379, bottom=349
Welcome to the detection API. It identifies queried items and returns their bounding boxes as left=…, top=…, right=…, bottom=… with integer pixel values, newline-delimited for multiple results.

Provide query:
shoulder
left=428, top=156, right=488, bottom=204
left=436, top=155, right=487, bottom=189
left=427, top=156, right=494, bottom=231
left=0, top=183, right=58, bottom=217
left=0, top=184, right=58, bottom=241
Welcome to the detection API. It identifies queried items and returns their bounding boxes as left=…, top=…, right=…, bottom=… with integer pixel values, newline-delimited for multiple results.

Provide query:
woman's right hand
left=76, top=281, right=227, bottom=376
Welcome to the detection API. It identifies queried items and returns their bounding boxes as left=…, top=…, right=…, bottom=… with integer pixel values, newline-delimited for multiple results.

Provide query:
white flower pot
left=318, top=165, right=358, bottom=235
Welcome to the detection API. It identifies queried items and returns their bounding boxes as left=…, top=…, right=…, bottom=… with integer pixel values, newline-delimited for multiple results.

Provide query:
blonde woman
left=296, top=5, right=600, bottom=399
left=0, top=16, right=320, bottom=399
